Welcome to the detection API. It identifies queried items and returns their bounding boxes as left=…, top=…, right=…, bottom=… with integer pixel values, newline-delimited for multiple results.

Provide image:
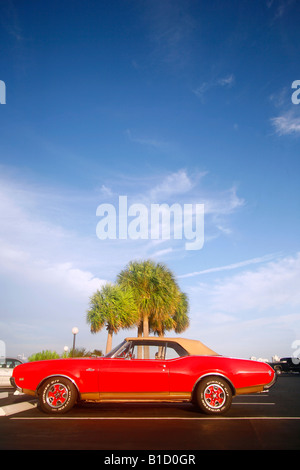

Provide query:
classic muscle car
left=11, top=337, right=276, bottom=415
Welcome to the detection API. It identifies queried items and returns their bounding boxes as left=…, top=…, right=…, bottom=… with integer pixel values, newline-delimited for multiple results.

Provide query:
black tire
left=39, top=377, right=77, bottom=414
left=195, top=376, right=232, bottom=415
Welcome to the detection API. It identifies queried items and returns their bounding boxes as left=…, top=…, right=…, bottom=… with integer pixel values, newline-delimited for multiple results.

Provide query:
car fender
left=36, top=374, right=81, bottom=397
left=192, top=372, right=236, bottom=399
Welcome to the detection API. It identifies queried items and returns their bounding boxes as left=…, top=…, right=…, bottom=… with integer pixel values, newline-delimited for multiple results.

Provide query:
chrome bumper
left=10, top=376, right=23, bottom=393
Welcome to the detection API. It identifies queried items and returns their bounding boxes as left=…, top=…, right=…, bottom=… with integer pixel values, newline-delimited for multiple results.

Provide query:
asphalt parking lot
left=0, top=374, right=299, bottom=451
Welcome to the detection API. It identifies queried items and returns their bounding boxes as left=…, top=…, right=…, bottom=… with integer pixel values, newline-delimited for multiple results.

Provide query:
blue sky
left=0, top=0, right=300, bottom=360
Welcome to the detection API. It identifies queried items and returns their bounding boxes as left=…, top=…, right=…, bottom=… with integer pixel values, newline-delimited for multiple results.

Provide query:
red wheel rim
left=204, top=383, right=226, bottom=409
left=46, top=383, right=68, bottom=408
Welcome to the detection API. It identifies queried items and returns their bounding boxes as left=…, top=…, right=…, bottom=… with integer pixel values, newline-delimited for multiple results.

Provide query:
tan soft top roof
left=125, top=336, right=219, bottom=356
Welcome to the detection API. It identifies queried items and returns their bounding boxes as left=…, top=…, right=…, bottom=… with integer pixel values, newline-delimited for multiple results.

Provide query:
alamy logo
left=0, top=80, right=6, bottom=104
left=96, top=196, right=204, bottom=250
left=291, top=80, right=300, bottom=104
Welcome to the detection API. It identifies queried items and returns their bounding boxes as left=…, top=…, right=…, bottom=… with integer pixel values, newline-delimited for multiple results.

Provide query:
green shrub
left=28, top=350, right=60, bottom=361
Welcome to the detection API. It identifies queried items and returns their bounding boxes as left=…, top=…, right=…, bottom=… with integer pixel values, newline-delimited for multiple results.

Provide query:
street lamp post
left=72, top=327, right=79, bottom=357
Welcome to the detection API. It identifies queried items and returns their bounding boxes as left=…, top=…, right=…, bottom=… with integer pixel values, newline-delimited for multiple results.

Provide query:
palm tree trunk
left=143, top=313, right=149, bottom=337
left=106, top=327, right=113, bottom=354
left=143, top=313, right=149, bottom=359
left=137, top=321, right=143, bottom=358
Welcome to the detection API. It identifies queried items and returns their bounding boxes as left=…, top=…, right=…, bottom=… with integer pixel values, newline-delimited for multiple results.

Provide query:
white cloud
left=0, top=167, right=245, bottom=272
left=184, top=253, right=300, bottom=358
left=202, top=253, right=300, bottom=314
left=0, top=172, right=107, bottom=300
left=100, top=172, right=243, bottom=250
left=271, top=111, right=300, bottom=135
left=217, top=74, right=235, bottom=86
left=149, top=169, right=195, bottom=200
left=193, top=74, right=235, bottom=100
left=202, top=186, right=244, bottom=215
left=141, top=170, right=244, bottom=217
left=29, top=260, right=106, bottom=298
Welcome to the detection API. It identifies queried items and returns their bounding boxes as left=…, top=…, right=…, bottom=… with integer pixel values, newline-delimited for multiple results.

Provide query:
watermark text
left=96, top=196, right=204, bottom=250
left=291, top=80, right=300, bottom=104
left=0, top=80, right=6, bottom=104
left=291, top=339, right=300, bottom=365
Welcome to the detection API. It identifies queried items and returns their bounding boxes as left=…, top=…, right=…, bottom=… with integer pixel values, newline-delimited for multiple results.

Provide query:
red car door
left=98, top=358, right=169, bottom=395
left=76, top=358, right=103, bottom=395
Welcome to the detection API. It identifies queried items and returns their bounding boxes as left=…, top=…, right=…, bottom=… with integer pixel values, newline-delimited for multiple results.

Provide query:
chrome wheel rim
left=204, top=383, right=226, bottom=409
left=46, top=383, right=69, bottom=408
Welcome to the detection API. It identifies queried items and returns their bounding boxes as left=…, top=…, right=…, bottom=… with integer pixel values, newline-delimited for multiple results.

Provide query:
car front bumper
left=10, top=376, right=22, bottom=393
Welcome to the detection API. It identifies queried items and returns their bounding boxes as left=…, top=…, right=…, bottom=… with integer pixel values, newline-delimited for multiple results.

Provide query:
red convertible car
left=11, top=337, right=276, bottom=415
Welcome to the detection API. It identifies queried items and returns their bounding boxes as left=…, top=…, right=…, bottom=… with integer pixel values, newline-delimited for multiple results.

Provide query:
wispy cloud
left=149, top=169, right=196, bottom=201
left=178, top=253, right=277, bottom=278
left=193, top=74, right=235, bottom=101
left=185, top=252, right=300, bottom=358
left=113, top=169, right=245, bottom=254
left=267, top=0, right=296, bottom=20
left=125, top=129, right=170, bottom=150
left=143, top=0, right=195, bottom=69
left=0, top=1, right=24, bottom=43
left=271, top=111, right=300, bottom=136
left=201, top=252, right=300, bottom=314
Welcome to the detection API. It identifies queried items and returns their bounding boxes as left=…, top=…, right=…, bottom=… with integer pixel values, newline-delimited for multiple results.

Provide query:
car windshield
left=104, top=340, right=127, bottom=358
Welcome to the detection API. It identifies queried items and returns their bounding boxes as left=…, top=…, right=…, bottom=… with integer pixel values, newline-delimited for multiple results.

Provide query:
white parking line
left=0, top=401, right=37, bottom=416
left=3, top=400, right=276, bottom=416
left=9, top=416, right=300, bottom=420
left=0, top=398, right=296, bottom=420
left=232, top=402, right=275, bottom=405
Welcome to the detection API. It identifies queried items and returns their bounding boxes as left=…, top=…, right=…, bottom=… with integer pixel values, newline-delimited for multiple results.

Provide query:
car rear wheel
left=196, top=376, right=232, bottom=415
left=39, top=377, right=77, bottom=414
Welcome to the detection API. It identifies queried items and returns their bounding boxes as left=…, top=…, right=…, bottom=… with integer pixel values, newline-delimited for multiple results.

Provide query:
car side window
left=165, top=343, right=188, bottom=359
left=129, top=342, right=188, bottom=360
left=131, top=343, right=164, bottom=360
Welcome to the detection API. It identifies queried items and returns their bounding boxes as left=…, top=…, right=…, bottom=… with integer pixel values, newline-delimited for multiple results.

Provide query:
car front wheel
left=196, top=376, right=232, bottom=415
left=39, top=377, right=77, bottom=414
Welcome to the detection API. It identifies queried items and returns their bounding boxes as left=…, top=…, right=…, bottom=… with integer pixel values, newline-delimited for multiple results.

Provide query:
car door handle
left=86, top=368, right=95, bottom=372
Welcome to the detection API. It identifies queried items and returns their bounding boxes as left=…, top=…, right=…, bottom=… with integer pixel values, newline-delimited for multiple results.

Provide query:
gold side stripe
left=235, top=385, right=264, bottom=395
left=80, top=392, right=191, bottom=402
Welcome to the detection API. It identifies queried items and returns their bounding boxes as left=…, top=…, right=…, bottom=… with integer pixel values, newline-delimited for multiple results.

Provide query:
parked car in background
left=11, top=336, right=276, bottom=415
left=269, top=357, right=300, bottom=375
left=0, top=358, right=24, bottom=387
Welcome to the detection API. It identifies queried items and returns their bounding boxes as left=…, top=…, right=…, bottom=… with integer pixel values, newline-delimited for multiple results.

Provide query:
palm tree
left=86, top=283, right=139, bottom=354
left=117, top=260, right=189, bottom=339
left=173, top=292, right=190, bottom=333
left=150, top=292, right=189, bottom=337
